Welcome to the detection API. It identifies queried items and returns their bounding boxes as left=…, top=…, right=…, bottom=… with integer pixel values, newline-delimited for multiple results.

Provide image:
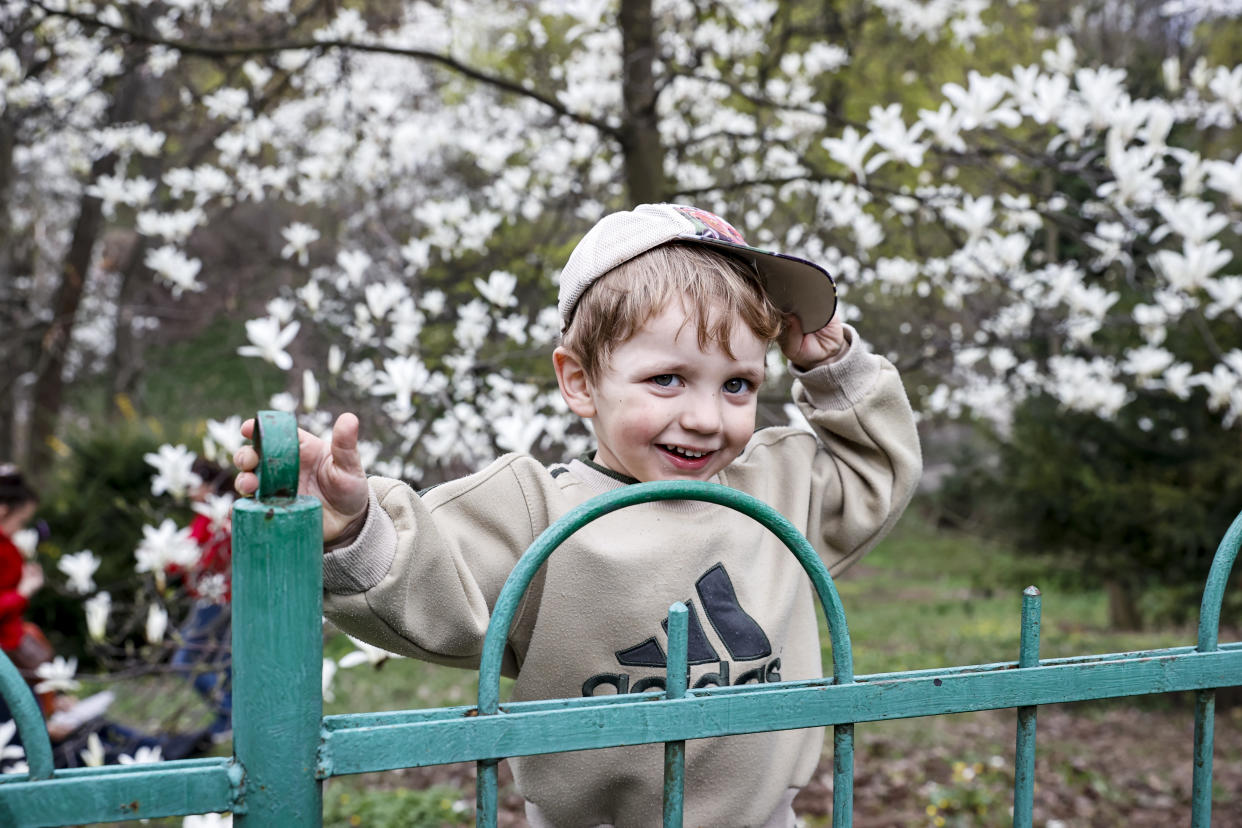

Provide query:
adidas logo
left=582, top=563, right=782, bottom=696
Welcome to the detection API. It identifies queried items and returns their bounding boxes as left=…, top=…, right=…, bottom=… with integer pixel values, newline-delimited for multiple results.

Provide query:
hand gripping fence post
left=472, top=481, right=858, bottom=828
left=230, top=410, right=324, bottom=825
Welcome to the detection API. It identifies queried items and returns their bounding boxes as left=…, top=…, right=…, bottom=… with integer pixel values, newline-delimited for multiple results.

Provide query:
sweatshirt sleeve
left=321, top=455, right=558, bottom=675
left=732, top=325, right=922, bottom=575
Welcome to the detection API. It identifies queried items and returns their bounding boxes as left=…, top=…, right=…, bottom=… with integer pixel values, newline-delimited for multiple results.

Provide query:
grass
left=71, top=504, right=1228, bottom=826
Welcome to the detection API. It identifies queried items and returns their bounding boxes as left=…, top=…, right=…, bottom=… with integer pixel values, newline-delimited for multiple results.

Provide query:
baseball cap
left=557, top=203, right=837, bottom=332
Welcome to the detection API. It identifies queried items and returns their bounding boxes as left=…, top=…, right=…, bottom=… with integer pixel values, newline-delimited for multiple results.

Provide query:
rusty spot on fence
left=934, top=679, right=942, bottom=686
left=121, top=800, right=140, bottom=812
left=265, top=508, right=275, bottom=520
left=465, top=708, right=480, bottom=717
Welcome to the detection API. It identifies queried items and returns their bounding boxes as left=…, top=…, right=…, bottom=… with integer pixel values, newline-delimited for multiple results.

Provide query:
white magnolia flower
left=336, top=249, right=371, bottom=285
left=1121, top=346, right=1175, bottom=381
left=474, top=270, right=518, bottom=307
left=144, top=444, right=201, bottom=500
left=0, top=720, right=25, bottom=762
left=866, top=103, right=925, bottom=167
left=237, top=317, right=300, bottom=370
left=372, top=355, right=442, bottom=413
left=280, top=222, right=320, bottom=266
left=85, top=592, right=111, bottom=642
left=1153, top=240, right=1233, bottom=292
left=821, top=126, right=885, bottom=182
left=135, top=519, right=201, bottom=588
left=322, top=658, right=338, bottom=703
left=942, top=195, right=995, bottom=240
left=302, top=369, right=320, bottom=412
left=266, top=297, right=297, bottom=324
left=268, top=392, right=298, bottom=412
left=364, top=281, right=407, bottom=320
left=493, top=409, right=547, bottom=454
left=1153, top=197, right=1228, bottom=245
left=34, top=656, right=80, bottom=694
left=58, top=550, right=101, bottom=594
left=192, top=493, right=234, bottom=531
left=80, top=732, right=106, bottom=767
left=183, top=813, right=233, bottom=828
left=917, top=103, right=966, bottom=151
left=206, top=416, right=246, bottom=459
left=942, top=71, right=1021, bottom=130
left=1205, top=276, right=1242, bottom=319
left=145, top=245, right=205, bottom=297
left=1204, top=154, right=1242, bottom=205
left=297, top=279, right=323, bottom=314
left=196, top=573, right=228, bottom=602
left=337, top=635, right=403, bottom=669
left=327, top=345, right=345, bottom=376
left=118, top=745, right=163, bottom=765
left=146, top=604, right=169, bottom=645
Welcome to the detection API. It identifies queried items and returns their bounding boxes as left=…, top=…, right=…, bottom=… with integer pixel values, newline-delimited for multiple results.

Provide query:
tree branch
left=32, top=1, right=621, bottom=139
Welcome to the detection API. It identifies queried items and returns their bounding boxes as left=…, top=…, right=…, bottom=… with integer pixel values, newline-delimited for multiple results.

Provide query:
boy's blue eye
left=723, top=378, right=752, bottom=394
left=651, top=374, right=678, bottom=387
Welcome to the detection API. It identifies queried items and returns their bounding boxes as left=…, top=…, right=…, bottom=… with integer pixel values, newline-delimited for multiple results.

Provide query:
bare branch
left=32, top=1, right=621, bottom=139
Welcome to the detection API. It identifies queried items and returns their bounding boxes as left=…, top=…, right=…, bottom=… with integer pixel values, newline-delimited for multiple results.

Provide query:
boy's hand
left=780, top=314, right=847, bottom=371
left=233, top=413, right=370, bottom=545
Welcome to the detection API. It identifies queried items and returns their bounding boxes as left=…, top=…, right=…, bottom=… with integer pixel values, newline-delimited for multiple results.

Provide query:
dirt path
left=353, top=702, right=1242, bottom=826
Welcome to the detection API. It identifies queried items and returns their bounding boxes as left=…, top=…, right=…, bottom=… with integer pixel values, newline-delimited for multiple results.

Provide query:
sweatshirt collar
left=578, top=454, right=639, bottom=485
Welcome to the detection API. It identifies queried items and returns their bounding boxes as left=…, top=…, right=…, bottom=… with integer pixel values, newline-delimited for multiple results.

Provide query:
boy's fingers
left=234, top=471, right=259, bottom=496
left=234, top=445, right=259, bottom=472
left=330, top=412, right=363, bottom=475
left=240, top=418, right=255, bottom=439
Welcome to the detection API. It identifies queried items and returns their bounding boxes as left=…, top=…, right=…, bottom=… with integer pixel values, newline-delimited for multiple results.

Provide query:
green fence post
left=1191, top=509, right=1242, bottom=828
left=662, top=602, right=688, bottom=828
left=231, top=411, right=323, bottom=825
left=1012, top=586, right=1042, bottom=828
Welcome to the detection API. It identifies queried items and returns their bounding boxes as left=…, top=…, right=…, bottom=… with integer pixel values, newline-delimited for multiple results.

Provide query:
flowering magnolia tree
left=3, top=0, right=1242, bottom=733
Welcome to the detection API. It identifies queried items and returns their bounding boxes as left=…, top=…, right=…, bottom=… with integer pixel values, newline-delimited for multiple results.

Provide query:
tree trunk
left=107, top=233, right=152, bottom=408
left=27, top=72, right=143, bottom=479
left=1106, top=579, right=1143, bottom=631
left=0, top=114, right=19, bottom=461
left=617, top=0, right=666, bottom=204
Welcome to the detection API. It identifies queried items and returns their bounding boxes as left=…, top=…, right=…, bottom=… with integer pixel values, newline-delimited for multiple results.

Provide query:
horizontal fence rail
left=0, top=409, right=1238, bottom=827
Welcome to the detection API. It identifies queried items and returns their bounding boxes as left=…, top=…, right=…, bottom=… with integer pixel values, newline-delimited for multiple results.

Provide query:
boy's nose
left=678, top=392, right=722, bottom=434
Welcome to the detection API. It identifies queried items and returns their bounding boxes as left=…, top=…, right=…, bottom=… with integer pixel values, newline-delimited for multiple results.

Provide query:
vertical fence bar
left=1192, top=690, right=1215, bottom=828
left=832, top=724, right=854, bottom=828
left=476, top=758, right=499, bottom=828
left=232, top=411, right=324, bottom=826
left=663, top=603, right=689, bottom=828
left=1191, top=510, right=1242, bottom=828
left=1012, top=586, right=1042, bottom=828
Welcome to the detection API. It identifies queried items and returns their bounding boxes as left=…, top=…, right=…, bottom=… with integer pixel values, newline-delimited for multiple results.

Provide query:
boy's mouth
left=658, top=444, right=715, bottom=467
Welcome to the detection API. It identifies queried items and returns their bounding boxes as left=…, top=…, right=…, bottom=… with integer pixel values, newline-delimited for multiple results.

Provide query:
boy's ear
left=553, top=346, right=596, bottom=419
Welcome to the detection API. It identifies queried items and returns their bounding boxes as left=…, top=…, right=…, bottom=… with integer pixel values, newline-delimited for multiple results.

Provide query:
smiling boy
left=235, top=203, right=922, bottom=827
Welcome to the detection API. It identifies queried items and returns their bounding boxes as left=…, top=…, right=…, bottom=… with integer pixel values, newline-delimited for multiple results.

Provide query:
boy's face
left=562, top=301, right=767, bottom=483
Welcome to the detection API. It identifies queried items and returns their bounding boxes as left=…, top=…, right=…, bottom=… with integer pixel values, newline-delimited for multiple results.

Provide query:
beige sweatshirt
left=323, top=330, right=922, bottom=827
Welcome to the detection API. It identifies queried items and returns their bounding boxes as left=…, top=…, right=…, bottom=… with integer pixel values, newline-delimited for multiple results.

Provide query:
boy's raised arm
left=233, top=413, right=370, bottom=545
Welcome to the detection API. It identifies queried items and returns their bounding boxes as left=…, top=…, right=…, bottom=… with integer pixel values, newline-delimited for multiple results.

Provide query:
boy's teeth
left=666, top=445, right=706, bottom=458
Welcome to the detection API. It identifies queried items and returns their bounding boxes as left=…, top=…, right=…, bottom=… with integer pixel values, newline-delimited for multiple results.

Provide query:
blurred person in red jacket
left=168, top=458, right=234, bottom=743
left=0, top=465, right=50, bottom=691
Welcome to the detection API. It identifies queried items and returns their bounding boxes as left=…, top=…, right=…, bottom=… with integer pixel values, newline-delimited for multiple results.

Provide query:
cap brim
left=682, top=236, right=838, bottom=332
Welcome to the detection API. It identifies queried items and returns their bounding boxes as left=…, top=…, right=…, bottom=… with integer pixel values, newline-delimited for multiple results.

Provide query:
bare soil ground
left=344, top=701, right=1242, bottom=826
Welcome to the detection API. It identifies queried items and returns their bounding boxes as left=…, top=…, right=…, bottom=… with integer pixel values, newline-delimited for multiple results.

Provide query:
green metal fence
left=1, top=409, right=1240, bottom=827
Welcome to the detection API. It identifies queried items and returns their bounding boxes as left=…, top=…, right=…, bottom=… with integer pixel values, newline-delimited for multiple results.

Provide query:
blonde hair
left=561, top=243, right=784, bottom=381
